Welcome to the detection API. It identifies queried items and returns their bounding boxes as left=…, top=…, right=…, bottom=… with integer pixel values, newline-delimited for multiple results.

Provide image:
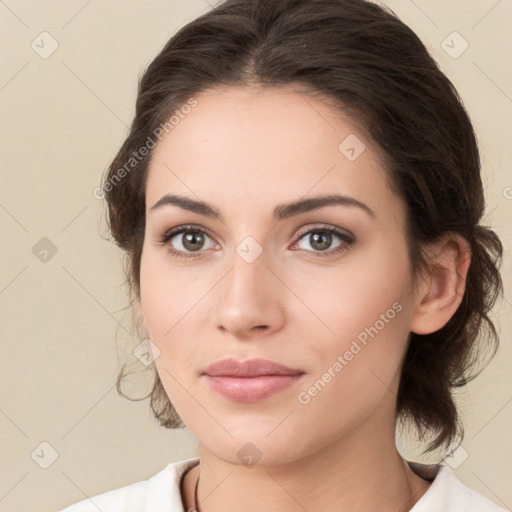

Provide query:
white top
left=60, top=457, right=507, bottom=512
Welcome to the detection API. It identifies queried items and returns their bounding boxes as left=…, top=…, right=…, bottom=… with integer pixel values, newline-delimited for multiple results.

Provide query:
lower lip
left=204, top=374, right=304, bottom=402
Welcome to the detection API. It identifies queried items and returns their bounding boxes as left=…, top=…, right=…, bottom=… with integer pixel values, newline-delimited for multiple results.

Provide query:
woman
left=61, top=0, right=506, bottom=510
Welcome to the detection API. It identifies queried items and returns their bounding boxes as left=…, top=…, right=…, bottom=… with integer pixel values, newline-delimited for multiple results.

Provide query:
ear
left=410, top=233, right=471, bottom=335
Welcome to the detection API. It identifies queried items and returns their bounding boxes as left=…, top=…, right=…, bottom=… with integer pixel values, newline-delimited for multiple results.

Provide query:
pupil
left=312, top=232, right=331, bottom=251
left=183, top=231, right=204, bottom=251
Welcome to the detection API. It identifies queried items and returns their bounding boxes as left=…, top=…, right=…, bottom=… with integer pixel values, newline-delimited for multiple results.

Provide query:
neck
left=182, top=418, right=432, bottom=512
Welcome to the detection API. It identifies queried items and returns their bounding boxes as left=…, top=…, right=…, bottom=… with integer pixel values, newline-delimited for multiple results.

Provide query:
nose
left=214, top=246, right=286, bottom=341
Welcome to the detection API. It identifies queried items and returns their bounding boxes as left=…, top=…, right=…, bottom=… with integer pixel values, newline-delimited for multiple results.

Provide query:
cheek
left=139, top=256, right=198, bottom=415
left=290, top=233, right=411, bottom=344
left=293, top=238, right=412, bottom=401
left=139, top=246, right=194, bottom=338
left=139, top=246, right=212, bottom=384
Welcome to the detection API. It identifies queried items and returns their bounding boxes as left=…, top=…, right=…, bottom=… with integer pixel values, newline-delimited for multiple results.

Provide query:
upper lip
left=202, top=358, right=304, bottom=377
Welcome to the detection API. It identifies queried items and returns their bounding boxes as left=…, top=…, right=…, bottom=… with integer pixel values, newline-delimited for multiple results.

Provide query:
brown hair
left=102, top=0, right=504, bottom=456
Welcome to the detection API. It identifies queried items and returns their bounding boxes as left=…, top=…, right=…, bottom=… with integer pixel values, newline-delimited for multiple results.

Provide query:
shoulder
left=59, top=457, right=199, bottom=512
left=409, top=462, right=507, bottom=512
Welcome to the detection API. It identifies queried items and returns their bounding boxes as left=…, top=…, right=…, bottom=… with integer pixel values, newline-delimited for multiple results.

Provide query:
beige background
left=0, top=1, right=511, bottom=511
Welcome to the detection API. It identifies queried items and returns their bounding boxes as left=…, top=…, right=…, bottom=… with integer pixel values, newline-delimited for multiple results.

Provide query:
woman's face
left=140, top=85, right=419, bottom=466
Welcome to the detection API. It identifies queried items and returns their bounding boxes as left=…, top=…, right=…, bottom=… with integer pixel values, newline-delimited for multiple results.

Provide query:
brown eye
left=179, top=230, right=206, bottom=252
left=308, top=231, right=334, bottom=251
left=293, top=226, right=355, bottom=257
left=159, top=226, right=217, bottom=258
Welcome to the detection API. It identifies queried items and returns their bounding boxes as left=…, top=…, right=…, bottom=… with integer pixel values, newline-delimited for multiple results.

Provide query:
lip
left=202, top=357, right=304, bottom=377
left=202, top=358, right=305, bottom=402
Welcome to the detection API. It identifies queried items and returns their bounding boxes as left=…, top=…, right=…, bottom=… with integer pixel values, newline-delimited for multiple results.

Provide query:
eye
left=157, top=224, right=355, bottom=260
left=158, top=225, right=217, bottom=259
left=292, top=225, right=355, bottom=257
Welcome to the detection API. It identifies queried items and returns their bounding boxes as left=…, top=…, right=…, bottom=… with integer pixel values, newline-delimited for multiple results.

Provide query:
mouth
left=202, top=358, right=305, bottom=402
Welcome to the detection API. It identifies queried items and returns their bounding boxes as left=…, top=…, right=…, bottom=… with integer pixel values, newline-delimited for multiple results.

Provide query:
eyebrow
left=149, top=193, right=376, bottom=221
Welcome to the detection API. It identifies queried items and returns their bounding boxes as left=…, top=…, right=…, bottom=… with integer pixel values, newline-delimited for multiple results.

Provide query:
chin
left=195, top=427, right=316, bottom=469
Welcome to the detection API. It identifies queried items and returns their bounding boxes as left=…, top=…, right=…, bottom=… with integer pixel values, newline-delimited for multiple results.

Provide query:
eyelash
left=157, top=224, right=355, bottom=261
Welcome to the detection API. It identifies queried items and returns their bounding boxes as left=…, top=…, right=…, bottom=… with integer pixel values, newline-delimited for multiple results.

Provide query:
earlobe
left=410, top=233, right=471, bottom=335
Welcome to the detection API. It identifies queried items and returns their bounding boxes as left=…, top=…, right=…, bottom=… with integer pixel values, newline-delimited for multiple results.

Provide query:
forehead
left=145, top=85, right=403, bottom=225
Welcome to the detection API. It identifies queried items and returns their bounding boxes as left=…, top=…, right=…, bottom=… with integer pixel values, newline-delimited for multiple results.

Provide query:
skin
left=139, top=85, right=471, bottom=512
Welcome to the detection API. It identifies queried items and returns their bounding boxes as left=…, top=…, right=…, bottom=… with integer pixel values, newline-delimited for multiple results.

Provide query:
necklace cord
left=193, top=472, right=200, bottom=512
